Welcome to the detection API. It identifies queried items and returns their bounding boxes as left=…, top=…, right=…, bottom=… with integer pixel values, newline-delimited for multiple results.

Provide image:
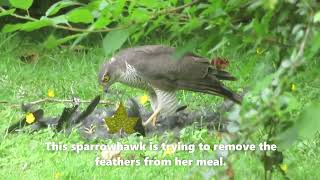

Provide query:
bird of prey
left=98, top=45, right=241, bottom=126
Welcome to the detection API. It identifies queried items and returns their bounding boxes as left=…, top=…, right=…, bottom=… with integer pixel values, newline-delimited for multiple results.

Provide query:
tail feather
left=176, top=78, right=242, bottom=104
left=208, top=68, right=237, bottom=81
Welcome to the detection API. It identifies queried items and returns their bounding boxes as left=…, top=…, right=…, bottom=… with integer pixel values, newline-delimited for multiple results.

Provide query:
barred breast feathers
left=154, top=88, right=177, bottom=115
left=119, top=61, right=150, bottom=90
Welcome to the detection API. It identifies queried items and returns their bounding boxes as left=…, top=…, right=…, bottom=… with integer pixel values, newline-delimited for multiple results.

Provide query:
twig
left=0, top=1, right=200, bottom=33
left=0, top=6, right=129, bottom=33
left=154, top=0, right=200, bottom=17
left=294, top=23, right=311, bottom=61
left=0, top=98, right=114, bottom=108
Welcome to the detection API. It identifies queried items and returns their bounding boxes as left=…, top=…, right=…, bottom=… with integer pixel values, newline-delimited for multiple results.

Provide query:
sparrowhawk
left=98, top=45, right=241, bottom=126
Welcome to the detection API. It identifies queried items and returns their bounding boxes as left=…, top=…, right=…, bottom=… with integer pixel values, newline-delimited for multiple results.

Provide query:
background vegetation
left=0, top=0, right=319, bottom=179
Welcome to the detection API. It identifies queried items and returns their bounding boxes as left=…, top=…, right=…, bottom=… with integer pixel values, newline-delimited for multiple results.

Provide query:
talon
left=152, top=116, right=158, bottom=127
left=84, top=124, right=95, bottom=134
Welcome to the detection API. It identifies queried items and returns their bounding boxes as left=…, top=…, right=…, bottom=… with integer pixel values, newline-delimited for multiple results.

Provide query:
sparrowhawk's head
left=98, top=58, right=121, bottom=93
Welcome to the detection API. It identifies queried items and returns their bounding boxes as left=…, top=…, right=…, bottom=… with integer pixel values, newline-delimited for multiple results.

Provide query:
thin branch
left=54, top=23, right=130, bottom=33
left=0, top=0, right=200, bottom=33
left=0, top=6, right=129, bottom=33
left=294, top=23, right=311, bottom=62
left=0, top=98, right=114, bottom=108
left=154, top=0, right=200, bottom=17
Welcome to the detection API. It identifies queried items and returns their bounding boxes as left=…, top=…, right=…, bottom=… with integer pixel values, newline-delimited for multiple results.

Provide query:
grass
left=0, top=33, right=319, bottom=179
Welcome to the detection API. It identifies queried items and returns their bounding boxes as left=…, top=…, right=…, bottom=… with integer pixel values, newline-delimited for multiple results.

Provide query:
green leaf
left=274, top=124, right=298, bottom=150
left=44, top=33, right=85, bottom=49
left=2, top=23, right=23, bottom=33
left=298, top=103, right=320, bottom=138
left=275, top=103, right=320, bottom=150
left=87, top=0, right=108, bottom=11
left=261, top=11, right=273, bottom=33
left=138, top=0, right=159, bottom=8
left=0, top=0, right=11, bottom=6
left=264, top=0, right=278, bottom=10
left=103, top=29, right=129, bottom=56
left=92, top=14, right=111, bottom=29
left=209, top=37, right=227, bottom=53
left=180, top=18, right=202, bottom=33
left=172, top=38, right=200, bottom=60
left=43, top=35, right=58, bottom=49
left=2, top=19, right=53, bottom=33
left=67, top=8, right=93, bottom=24
left=131, top=8, right=150, bottom=22
left=253, top=18, right=264, bottom=37
left=46, top=0, right=80, bottom=16
left=20, top=19, right=53, bottom=31
left=9, top=0, right=33, bottom=10
left=251, top=74, right=274, bottom=95
left=169, top=0, right=178, bottom=5
left=70, top=32, right=88, bottom=49
left=314, top=11, right=320, bottom=23
left=309, top=32, right=320, bottom=57
left=0, top=8, right=15, bottom=17
left=112, top=0, right=125, bottom=18
left=145, top=15, right=165, bottom=35
left=226, top=0, right=244, bottom=11
left=51, top=15, right=69, bottom=25
left=281, top=93, right=299, bottom=112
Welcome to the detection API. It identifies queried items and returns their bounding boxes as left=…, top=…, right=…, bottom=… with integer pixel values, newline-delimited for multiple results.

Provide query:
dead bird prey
left=5, top=96, right=146, bottom=139
left=98, top=45, right=242, bottom=126
left=5, top=95, right=236, bottom=140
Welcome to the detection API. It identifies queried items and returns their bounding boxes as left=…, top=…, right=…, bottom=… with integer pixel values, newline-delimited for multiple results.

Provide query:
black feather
left=73, top=95, right=101, bottom=124
left=56, top=105, right=79, bottom=132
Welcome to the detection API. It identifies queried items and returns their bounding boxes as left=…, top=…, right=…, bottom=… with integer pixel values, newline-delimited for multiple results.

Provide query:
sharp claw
left=152, top=116, right=157, bottom=127
left=84, top=124, right=96, bottom=134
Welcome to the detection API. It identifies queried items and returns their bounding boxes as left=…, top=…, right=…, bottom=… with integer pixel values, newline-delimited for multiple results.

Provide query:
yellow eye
left=103, top=75, right=110, bottom=83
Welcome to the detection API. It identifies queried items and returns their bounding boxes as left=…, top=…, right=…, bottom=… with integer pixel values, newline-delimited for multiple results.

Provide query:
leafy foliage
left=67, top=7, right=93, bottom=23
left=0, top=0, right=318, bottom=58
left=0, top=0, right=319, bottom=179
left=103, top=29, right=129, bottom=56
left=45, top=0, right=80, bottom=16
left=9, top=0, right=33, bottom=10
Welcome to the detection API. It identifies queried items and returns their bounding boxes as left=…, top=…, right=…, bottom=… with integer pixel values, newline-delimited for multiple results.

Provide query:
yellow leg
left=143, top=106, right=161, bottom=127
left=152, top=115, right=158, bottom=127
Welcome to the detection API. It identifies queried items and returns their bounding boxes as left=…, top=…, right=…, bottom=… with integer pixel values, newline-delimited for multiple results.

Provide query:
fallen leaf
left=19, top=52, right=39, bottom=64
left=104, top=102, right=138, bottom=134
left=226, top=163, right=235, bottom=180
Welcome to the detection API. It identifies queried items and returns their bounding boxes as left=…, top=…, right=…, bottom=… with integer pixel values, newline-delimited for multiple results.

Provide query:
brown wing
left=116, top=45, right=241, bottom=103
left=116, top=45, right=210, bottom=81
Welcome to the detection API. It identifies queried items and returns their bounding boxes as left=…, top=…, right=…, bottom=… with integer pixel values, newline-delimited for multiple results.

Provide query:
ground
left=0, top=34, right=319, bottom=179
